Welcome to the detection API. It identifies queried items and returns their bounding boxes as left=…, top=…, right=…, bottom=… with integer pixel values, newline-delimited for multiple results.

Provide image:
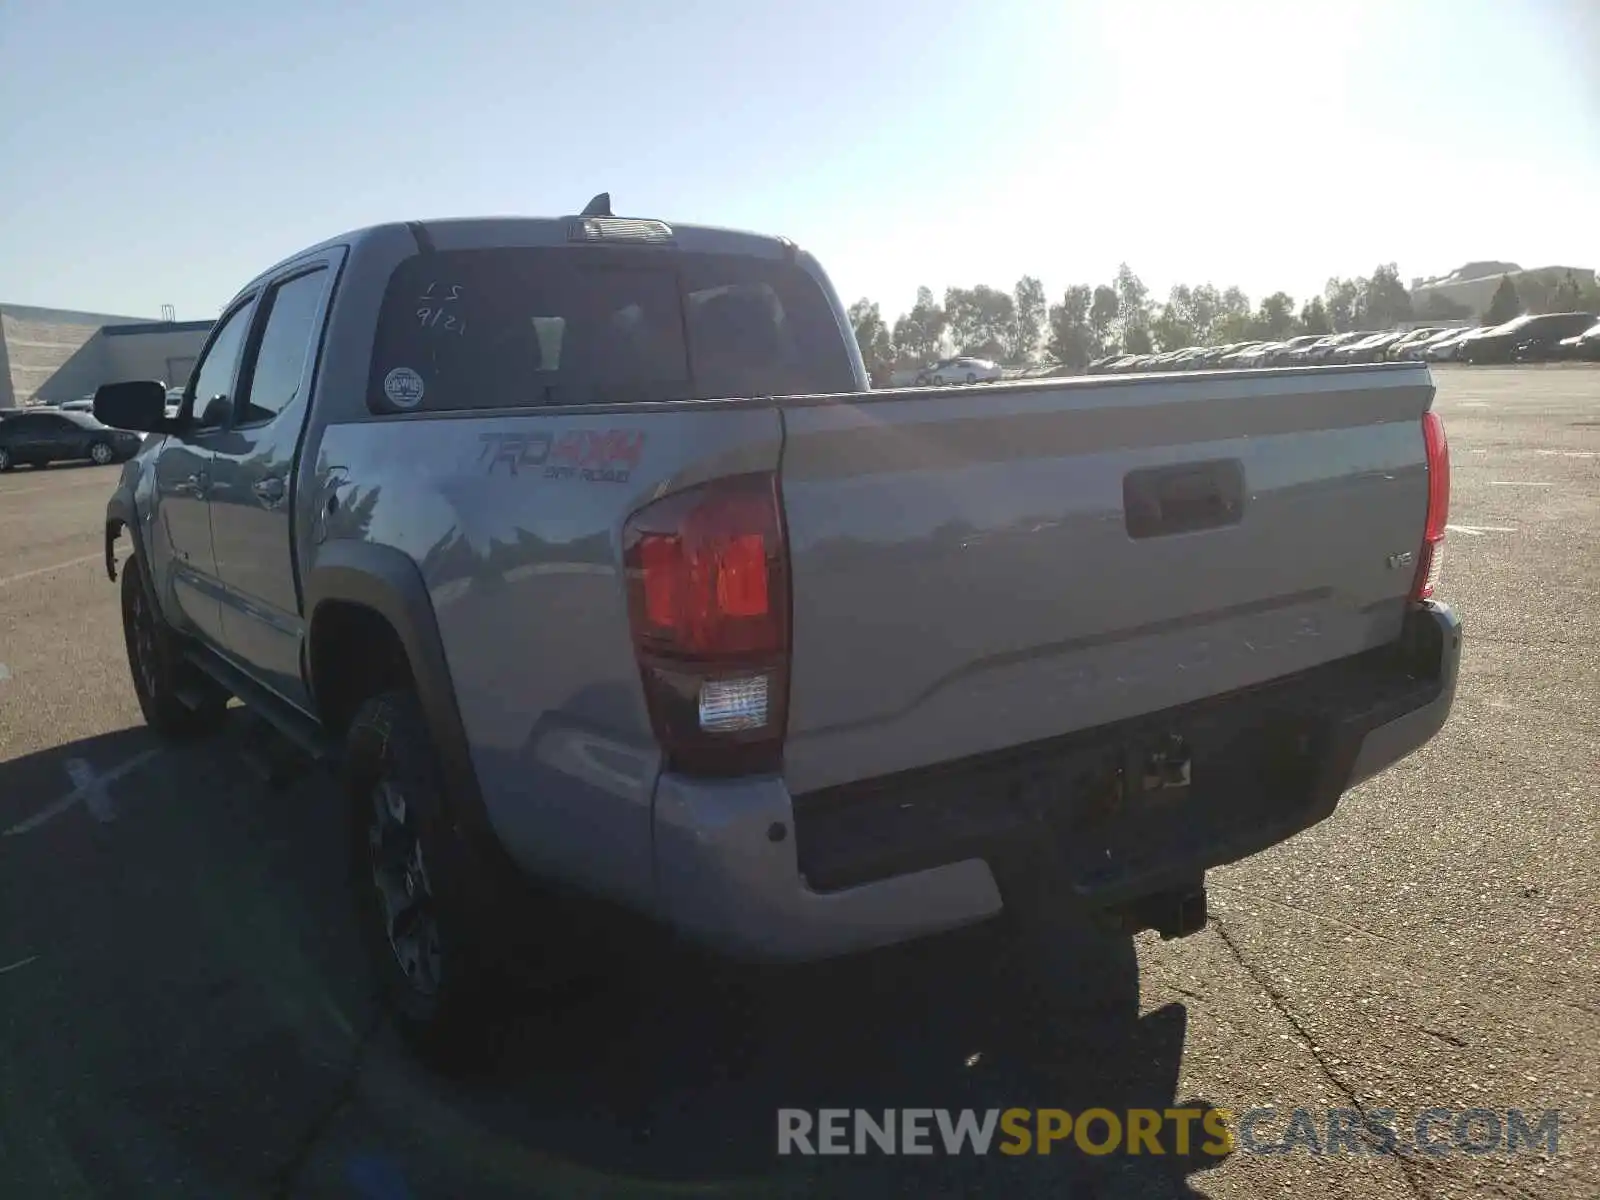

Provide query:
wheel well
left=308, top=601, right=414, bottom=736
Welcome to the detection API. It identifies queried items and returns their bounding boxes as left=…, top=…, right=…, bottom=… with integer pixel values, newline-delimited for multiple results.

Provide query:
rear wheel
left=346, top=690, right=504, bottom=1071
left=89, top=441, right=115, bottom=465
left=120, top=555, right=229, bottom=738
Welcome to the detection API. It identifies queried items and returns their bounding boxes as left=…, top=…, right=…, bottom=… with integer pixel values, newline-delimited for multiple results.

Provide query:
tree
left=1008, top=275, right=1047, bottom=362
left=945, top=285, right=1014, bottom=359
left=1363, top=263, right=1413, bottom=328
left=1300, top=295, right=1331, bottom=335
left=1250, top=292, right=1300, bottom=341
left=1484, top=275, right=1521, bottom=326
left=1324, top=277, right=1362, bottom=332
left=1152, top=285, right=1199, bottom=351
left=1212, top=286, right=1253, bottom=343
left=1113, top=264, right=1152, bottom=349
left=848, top=299, right=895, bottom=382
left=1046, top=284, right=1095, bottom=368
left=891, top=286, right=945, bottom=367
left=1551, top=271, right=1586, bottom=312
left=1089, top=285, right=1120, bottom=354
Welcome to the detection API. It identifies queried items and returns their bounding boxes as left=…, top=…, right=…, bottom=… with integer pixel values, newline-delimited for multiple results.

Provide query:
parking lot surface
left=1, top=367, right=1595, bottom=1199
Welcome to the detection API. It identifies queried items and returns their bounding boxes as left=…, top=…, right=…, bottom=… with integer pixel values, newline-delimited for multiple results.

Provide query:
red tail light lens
left=623, top=473, right=790, bottom=776
left=1412, top=409, right=1450, bottom=602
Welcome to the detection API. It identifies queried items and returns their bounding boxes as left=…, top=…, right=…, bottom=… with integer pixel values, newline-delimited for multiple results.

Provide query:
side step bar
left=178, top=644, right=339, bottom=763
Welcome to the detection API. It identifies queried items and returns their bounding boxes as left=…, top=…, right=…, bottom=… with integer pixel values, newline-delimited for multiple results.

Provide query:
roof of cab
left=244, top=211, right=794, bottom=295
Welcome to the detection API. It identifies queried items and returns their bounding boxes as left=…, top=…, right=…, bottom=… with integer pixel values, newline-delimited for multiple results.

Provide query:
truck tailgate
left=777, top=364, right=1436, bottom=795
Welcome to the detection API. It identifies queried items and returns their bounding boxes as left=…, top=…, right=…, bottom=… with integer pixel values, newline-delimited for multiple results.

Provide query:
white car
left=919, top=357, right=1003, bottom=385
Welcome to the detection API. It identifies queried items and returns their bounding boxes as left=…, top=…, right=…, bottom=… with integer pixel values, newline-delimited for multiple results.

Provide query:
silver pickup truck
left=95, top=195, right=1461, bottom=1063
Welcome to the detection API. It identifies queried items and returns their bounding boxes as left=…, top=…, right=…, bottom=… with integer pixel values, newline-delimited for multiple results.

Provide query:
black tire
left=345, top=689, right=505, bottom=1071
left=0, top=446, right=10, bottom=471
left=121, top=555, right=229, bottom=739
left=88, top=440, right=115, bottom=466
left=966, top=372, right=977, bottom=384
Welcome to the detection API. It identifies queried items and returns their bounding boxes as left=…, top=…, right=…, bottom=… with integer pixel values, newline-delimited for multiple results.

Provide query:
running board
left=179, top=645, right=339, bottom=763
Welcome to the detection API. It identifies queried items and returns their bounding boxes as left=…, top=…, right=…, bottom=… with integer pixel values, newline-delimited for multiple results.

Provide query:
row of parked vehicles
left=1087, top=311, right=1600, bottom=375
left=0, top=388, right=184, bottom=471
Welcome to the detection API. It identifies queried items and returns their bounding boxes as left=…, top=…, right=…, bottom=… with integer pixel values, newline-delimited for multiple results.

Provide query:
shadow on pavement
left=0, top=722, right=1229, bottom=1198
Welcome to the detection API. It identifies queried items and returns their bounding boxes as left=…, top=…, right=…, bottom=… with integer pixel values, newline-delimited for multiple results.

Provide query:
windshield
left=367, top=247, right=856, bottom=412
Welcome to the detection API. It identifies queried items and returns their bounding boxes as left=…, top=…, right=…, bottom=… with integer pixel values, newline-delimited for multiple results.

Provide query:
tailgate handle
left=1123, top=459, right=1245, bottom=539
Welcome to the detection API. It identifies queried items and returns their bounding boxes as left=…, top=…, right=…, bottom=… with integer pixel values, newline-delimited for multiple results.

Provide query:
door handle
left=253, top=477, right=287, bottom=506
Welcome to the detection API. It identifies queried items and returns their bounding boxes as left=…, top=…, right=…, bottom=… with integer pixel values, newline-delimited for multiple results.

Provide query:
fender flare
left=302, top=542, right=492, bottom=833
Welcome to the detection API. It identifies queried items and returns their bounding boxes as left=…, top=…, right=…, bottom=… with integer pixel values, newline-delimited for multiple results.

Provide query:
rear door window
left=367, top=246, right=855, bottom=413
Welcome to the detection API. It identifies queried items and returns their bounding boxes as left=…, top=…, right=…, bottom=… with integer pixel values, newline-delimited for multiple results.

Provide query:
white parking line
left=1489, top=481, right=1554, bottom=487
left=0, top=552, right=101, bottom=589
left=0, top=956, right=38, bottom=976
left=1446, top=524, right=1518, bottom=536
left=0, top=664, right=10, bottom=683
left=3, top=748, right=161, bottom=837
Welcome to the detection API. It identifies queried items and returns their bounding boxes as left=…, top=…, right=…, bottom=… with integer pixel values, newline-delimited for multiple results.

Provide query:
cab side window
left=235, top=269, right=329, bottom=426
left=189, top=300, right=255, bottom=430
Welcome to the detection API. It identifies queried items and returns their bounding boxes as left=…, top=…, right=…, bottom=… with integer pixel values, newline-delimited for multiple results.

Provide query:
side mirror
left=94, top=380, right=171, bottom=433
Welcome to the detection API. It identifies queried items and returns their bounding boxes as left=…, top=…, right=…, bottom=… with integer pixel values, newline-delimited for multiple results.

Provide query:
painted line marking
left=0, top=956, right=38, bottom=976
left=1534, top=449, right=1596, bottom=459
left=3, top=748, right=161, bottom=836
left=0, top=663, right=10, bottom=683
left=1489, top=481, right=1553, bottom=487
left=0, top=552, right=101, bottom=589
left=1446, top=524, right=1518, bottom=536
left=1458, top=401, right=1490, bottom=408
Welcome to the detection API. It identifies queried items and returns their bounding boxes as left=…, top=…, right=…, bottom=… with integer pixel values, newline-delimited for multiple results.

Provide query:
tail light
left=623, top=472, right=790, bottom=776
left=1411, top=409, right=1450, bottom=602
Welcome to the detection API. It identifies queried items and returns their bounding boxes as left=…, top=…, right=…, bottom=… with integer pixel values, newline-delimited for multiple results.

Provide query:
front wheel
left=121, top=555, right=229, bottom=738
left=89, top=441, right=115, bottom=465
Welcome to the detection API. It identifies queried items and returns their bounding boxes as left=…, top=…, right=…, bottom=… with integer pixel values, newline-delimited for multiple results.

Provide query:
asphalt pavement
left=0, top=367, right=1595, bottom=1200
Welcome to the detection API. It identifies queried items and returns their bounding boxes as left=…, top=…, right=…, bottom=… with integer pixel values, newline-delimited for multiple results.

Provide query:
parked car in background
left=1266, top=334, right=1325, bottom=365
left=55, top=395, right=98, bottom=413
left=917, top=356, right=1002, bottom=385
left=1382, top=328, right=1441, bottom=360
left=0, top=407, right=144, bottom=471
left=1293, top=332, right=1368, bottom=363
left=1423, top=327, right=1486, bottom=361
left=1393, top=329, right=1462, bottom=360
left=1554, top=320, right=1600, bottom=361
left=1461, top=312, right=1598, bottom=364
left=1334, top=331, right=1408, bottom=363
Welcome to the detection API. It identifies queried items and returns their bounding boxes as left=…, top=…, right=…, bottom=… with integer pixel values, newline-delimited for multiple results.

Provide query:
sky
left=2, top=0, right=1596, bottom=324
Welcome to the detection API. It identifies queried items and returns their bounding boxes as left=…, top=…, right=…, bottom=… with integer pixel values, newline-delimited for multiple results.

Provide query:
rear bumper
left=651, top=602, right=1462, bottom=963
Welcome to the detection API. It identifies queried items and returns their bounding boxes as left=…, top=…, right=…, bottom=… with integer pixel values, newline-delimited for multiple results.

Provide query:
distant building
left=1410, top=263, right=1597, bottom=319
left=0, top=303, right=212, bottom=409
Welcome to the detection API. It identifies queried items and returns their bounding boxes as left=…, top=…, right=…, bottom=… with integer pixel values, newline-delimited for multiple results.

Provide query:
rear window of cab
left=366, top=246, right=856, bottom=414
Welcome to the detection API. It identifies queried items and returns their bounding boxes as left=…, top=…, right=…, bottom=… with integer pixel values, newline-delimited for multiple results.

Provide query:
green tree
left=1009, top=275, right=1047, bottom=362
left=1484, top=275, right=1522, bottom=326
left=1212, top=286, right=1253, bottom=343
left=1152, top=285, right=1199, bottom=351
left=1300, top=295, right=1332, bottom=335
left=1113, top=264, right=1152, bottom=349
left=945, top=285, right=1015, bottom=359
left=1324, top=277, right=1362, bottom=332
left=1089, top=285, right=1120, bottom=353
left=891, top=286, right=946, bottom=367
left=848, top=299, right=895, bottom=382
left=1250, top=292, right=1300, bottom=341
left=1550, top=271, right=1586, bottom=312
left=1046, top=284, right=1095, bottom=368
left=1362, top=263, right=1413, bottom=328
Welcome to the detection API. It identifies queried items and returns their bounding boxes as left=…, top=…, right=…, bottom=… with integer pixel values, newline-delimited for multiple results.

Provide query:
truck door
left=151, top=298, right=256, bottom=646
left=207, top=260, right=336, bottom=707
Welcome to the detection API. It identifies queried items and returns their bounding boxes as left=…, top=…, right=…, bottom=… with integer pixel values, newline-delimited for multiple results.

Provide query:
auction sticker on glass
left=383, top=367, right=426, bottom=409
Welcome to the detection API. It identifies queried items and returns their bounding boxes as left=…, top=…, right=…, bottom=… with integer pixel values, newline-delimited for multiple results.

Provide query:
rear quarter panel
left=312, top=405, right=783, bottom=910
